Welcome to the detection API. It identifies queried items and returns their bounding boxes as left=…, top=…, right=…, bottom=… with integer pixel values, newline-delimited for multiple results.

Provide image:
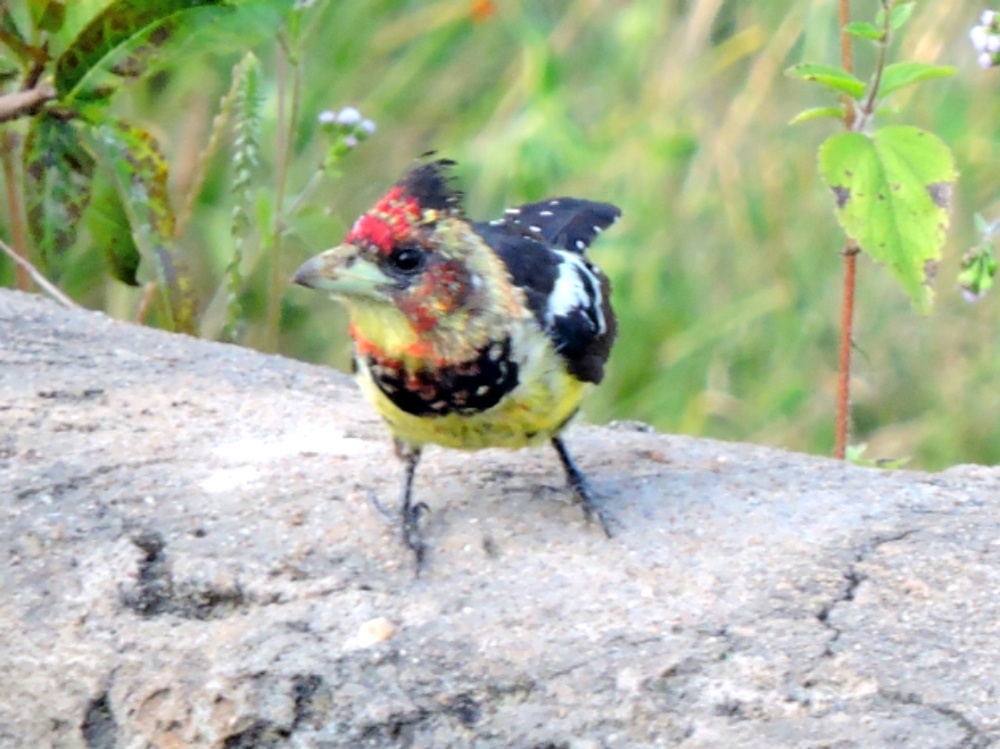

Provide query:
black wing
left=490, top=197, right=620, bottom=254
left=473, top=198, right=620, bottom=384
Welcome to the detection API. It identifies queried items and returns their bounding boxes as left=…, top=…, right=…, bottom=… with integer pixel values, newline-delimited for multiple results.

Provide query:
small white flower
left=980, top=51, right=995, bottom=68
left=337, top=106, right=362, bottom=125
left=971, top=25, right=989, bottom=52
left=982, top=9, right=996, bottom=27
left=988, top=34, right=1000, bottom=53
left=361, top=119, right=377, bottom=134
left=344, top=134, right=359, bottom=148
left=318, top=110, right=337, bottom=125
left=963, top=288, right=984, bottom=303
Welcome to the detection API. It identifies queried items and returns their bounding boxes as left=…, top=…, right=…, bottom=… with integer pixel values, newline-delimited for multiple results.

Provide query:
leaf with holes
left=87, top=121, right=197, bottom=333
left=23, top=115, right=95, bottom=278
left=819, top=126, right=956, bottom=312
left=54, top=0, right=226, bottom=100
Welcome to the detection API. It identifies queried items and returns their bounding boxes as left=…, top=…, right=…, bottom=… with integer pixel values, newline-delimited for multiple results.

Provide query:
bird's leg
left=551, top=436, right=613, bottom=537
left=395, top=441, right=429, bottom=569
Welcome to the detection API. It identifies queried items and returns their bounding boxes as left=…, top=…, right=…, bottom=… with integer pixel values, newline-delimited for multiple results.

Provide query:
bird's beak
left=291, top=244, right=394, bottom=301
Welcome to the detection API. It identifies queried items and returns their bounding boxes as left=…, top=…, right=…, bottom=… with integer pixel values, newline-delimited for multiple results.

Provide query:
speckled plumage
left=292, top=159, right=621, bottom=567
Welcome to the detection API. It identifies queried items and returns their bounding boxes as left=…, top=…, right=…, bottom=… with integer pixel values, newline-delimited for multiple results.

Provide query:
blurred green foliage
left=2, top=0, right=999, bottom=470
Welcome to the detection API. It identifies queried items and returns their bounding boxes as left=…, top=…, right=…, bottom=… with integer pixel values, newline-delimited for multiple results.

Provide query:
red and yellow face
left=343, top=186, right=427, bottom=255
left=291, top=160, right=526, bottom=364
left=290, top=166, right=485, bottom=360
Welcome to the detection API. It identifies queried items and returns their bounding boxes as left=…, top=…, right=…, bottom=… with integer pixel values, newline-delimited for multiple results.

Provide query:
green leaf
left=819, top=126, right=957, bottom=312
left=54, top=0, right=226, bottom=100
left=86, top=121, right=198, bottom=333
left=889, top=2, right=915, bottom=30
left=843, top=21, right=883, bottom=41
left=846, top=443, right=911, bottom=469
left=878, top=62, right=956, bottom=99
left=23, top=115, right=95, bottom=279
left=85, top=175, right=141, bottom=287
left=789, top=106, right=845, bottom=126
left=958, top=246, right=999, bottom=300
left=36, top=1, right=67, bottom=33
left=974, top=212, right=992, bottom=237
left=0, top=9, right=45, bottom=66
left=225, top=51, right=261, bottom=342
left=785, top=63, right=865, bottom=99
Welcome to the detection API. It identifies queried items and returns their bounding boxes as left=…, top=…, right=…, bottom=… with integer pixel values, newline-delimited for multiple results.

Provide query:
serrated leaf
left=843, top=21, right=883, bottom=41
left=890, top=2, right=915, bottom=30
left=789, top=106, right=845, bottom=126
left=54, top=0, right=226, bottom=100
left=87, top=121, right=197, bottom=333
left=85, top=175, right=141, bottom=287
left=819, top=126, right=957, bottom=312
left=785, top=63, right=865, bottom=98
left=23, top=115, right=95, bottom=278
left=878, top=62, right=955, bottom=99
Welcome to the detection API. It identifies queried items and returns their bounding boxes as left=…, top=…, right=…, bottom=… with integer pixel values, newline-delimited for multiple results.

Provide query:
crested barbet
left=291, top=159, right=620, bottom=566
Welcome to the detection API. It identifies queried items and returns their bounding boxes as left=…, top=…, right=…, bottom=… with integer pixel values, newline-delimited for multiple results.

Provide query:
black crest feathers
left=399, top=158, right=464, bottom=215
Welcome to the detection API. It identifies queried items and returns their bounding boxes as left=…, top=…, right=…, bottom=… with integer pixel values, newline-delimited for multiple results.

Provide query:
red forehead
left=345, top=186, right=423, bottom=254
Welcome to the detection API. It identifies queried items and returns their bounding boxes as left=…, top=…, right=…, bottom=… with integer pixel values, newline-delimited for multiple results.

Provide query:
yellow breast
left=356, top=326, right=588, bottom=450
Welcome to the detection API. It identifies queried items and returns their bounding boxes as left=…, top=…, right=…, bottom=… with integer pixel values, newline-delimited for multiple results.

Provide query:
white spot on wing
left=505, top=207, right=520, bottom=215
left=539, top=210, right=553, bottom=216
left=528, top=225, right=542, bottom=233
left=575, top=240, right=586, bottom=250
left=546, top=251, right=606, bottom=335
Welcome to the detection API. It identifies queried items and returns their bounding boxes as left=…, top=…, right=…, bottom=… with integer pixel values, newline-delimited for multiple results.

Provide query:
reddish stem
left=835, top=245, right=859, bottom=459
left=833, top=0, right=856, bottom=460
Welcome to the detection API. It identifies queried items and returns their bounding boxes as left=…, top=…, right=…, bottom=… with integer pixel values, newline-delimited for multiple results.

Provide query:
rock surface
left=1, top=288, right=998, bottom=749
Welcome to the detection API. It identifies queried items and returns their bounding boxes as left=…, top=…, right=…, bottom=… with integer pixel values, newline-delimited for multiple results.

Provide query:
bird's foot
left=402, top=501, right=430, bottom=572
left=568, top=474, right=614, bottom=538
left=366, top=490, right=396, bottom=525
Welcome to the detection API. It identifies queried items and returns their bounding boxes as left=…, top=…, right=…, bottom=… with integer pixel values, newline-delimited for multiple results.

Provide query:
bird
left=291, top=158, right=620, bottom=567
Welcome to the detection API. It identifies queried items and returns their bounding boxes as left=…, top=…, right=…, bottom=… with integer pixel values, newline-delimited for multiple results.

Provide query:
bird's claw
left=571, top=477, right=614, bottom=538
left=366, top=490, right=396, bottom=525
left=402, top=501, right=430, bottom=572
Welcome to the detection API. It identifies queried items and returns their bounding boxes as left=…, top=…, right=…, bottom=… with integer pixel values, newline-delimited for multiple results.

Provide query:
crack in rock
left=81, top=693, right=118, bottom=749
left=816, top=530, right=917, bottom=657
left=881, top=690, right=995, bottom=749
left=121, top=532, right=248, bottom=620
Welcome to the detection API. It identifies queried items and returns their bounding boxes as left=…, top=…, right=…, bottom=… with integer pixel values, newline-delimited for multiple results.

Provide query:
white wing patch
left=546, top=251, right=606, bottom=336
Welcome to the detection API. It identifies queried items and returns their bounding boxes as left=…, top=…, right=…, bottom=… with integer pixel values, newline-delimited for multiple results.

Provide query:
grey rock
left=0, top=288, right=997, bottom=748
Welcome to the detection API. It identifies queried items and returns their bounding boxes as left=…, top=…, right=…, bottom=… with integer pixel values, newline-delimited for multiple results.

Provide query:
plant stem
left=0, top=235, right=76, bottom=307
left=857, top=4, right=893, bottom=130
left=1, top=130, right=31, bottom=290
left=834, top=0, right=855, bottom=460
left=286, top=167, right=324, bottom=217
left=0, top=82, right=55, bottom=123
left=835, top=245, right=859, bottom=459
left=267, top=47, right=290, bottom=353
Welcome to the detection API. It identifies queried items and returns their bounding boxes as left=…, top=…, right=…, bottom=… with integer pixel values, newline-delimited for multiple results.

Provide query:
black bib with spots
left=365, top=337, right=520, bottom=417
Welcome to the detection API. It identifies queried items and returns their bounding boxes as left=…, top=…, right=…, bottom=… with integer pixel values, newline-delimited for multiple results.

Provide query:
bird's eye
left=388, top=247, right=426, bottom=274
